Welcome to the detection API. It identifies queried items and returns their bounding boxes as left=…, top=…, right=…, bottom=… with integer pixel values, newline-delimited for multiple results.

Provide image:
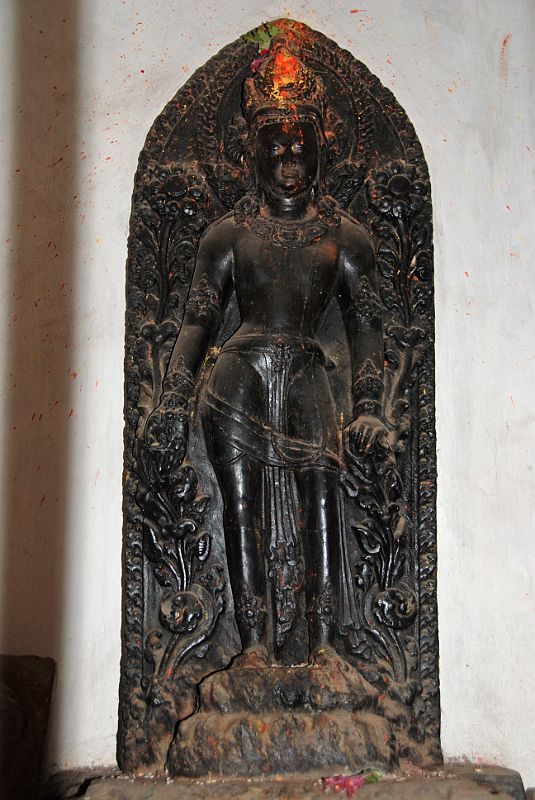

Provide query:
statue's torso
left=230, top=226, right=340, bottom=341
left=203, top=223, right=342, bottom=467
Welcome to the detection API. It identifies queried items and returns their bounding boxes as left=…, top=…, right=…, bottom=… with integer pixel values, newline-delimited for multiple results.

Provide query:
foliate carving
left=368, top=160, right=429, bottom=221
left=375, top=585, right=418, bottom=630
left=121, top=155, right=225, bottom=769
left=184, top=276, right=223, bottom=325
left=235, top=585, right=267, bottom=630
left=126, top=414, right=226, bottom=767
left=339, top=145, right=438, bottom=759
left=123, top=566, right=225, bottom=771
left=325, top=158, right=367, bottom=210
left=143, top=406, right=189, bottom=457
left=306, top=582, right=335, bottom=626
left=267, top=541, right=303, bottom=649
left=341, top=432, right=420, bottom=691
left=126, top=161, right=216, bottom=440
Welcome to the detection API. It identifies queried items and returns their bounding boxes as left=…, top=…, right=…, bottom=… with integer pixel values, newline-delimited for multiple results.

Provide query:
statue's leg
left=295, top=467, right=340, bottom=655
left=212, top=453, right=268, bottom=656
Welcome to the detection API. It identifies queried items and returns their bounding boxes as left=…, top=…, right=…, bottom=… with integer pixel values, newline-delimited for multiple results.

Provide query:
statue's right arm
left=166, top=217, right=234, bottom=388
left=145, top=218, right=234, bottom=446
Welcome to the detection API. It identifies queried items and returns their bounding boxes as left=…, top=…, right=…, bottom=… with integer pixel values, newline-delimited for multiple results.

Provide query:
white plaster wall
left=1, top=0, right=533, bottom=786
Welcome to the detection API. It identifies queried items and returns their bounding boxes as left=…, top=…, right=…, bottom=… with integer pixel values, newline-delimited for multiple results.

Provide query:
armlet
left=184, top=276, right=223, bottom=326
left=343, top=274, right=383, bottom=331
left=161, top=356, right=195, bottom=411
left=352, top=358, right=384, bottom=416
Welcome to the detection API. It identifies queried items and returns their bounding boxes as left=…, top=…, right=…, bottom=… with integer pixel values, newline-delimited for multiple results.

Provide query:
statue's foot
left=232, top=644, right=271, bottom=669
left=309, top=644, right=346, bottom=669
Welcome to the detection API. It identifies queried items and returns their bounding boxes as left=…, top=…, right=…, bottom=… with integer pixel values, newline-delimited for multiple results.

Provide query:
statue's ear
left=318, top=138, right=329, bottom=183
left=243, top=139, right=257, bottom=193
left=223, top=114, right=248, bottom=166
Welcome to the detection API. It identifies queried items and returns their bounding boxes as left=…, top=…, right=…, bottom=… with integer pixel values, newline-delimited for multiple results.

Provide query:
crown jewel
left=243, top=35, right=326, bottom=128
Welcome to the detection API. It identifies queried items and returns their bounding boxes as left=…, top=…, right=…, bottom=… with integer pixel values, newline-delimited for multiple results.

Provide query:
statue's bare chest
left=232, top=232, right=339, bottom=326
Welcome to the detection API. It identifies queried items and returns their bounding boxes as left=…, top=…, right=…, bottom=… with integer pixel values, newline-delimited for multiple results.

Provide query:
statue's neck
left=261, top=191, right=316, bottom=221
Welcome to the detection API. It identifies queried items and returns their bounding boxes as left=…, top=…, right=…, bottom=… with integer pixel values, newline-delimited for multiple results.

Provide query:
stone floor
left=44, top=766, right=531, bottom=800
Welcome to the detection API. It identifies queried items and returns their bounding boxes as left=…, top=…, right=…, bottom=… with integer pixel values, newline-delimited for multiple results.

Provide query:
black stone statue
left=146, top=37, right=386, bottom=667
left=120, top=20, right=440, bottom=777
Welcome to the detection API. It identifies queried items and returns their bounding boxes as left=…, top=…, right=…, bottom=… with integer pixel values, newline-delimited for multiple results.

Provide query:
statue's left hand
left=344, top=414, right=388, bottom=456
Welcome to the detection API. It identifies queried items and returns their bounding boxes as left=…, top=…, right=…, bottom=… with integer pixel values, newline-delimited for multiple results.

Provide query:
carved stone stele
left=120, top=19, right=439, bottom=777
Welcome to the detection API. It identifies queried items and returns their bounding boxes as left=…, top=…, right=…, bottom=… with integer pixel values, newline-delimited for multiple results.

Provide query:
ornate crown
left=243, top=35, right=326, bottom=131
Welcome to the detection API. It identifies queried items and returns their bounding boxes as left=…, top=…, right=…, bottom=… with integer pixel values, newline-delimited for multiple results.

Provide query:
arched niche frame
left=120, top=19, right=439, bottom=775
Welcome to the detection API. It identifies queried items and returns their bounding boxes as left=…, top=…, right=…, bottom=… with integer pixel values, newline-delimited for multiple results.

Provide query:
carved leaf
left=353, top=524, right=382, bottom=555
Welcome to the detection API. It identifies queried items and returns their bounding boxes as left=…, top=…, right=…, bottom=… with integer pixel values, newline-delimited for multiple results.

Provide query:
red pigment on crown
left=270, top=50, right=306, bottom=127
left=272, top=51, right=300, bottom=97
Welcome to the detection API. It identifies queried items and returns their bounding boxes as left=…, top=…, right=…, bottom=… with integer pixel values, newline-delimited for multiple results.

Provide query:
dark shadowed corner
left=0, top=1, right=79, bottom=797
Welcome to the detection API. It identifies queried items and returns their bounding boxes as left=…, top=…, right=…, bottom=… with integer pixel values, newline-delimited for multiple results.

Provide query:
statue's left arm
left=336, top=219, right=387, bottom=453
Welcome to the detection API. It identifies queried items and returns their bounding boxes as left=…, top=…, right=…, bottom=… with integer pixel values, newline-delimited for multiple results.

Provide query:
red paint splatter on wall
left=499, top=33, right=512, bottom=82
left=47, top=157, right=64, bottom=168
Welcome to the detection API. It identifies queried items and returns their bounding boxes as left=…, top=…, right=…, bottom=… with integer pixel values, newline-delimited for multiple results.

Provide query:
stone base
left=45, top=766, right=528, bottom=800
left=167, top=653, right=415, bottom=778
left=170, top=709, right=395, bottom=778
left=197, top=659, right=378, bottom=714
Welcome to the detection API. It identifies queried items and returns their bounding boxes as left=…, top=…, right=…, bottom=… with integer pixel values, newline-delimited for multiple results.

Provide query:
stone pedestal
left=168, top=654, right=398, bottom=778
left=45, top=766, right=529, bottom=800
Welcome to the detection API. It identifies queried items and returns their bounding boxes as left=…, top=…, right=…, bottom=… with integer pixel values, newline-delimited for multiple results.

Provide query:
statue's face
left=255, top=121, right=319, bottom=201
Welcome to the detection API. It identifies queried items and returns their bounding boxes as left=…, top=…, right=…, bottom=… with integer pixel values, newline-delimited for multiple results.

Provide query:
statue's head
left=243, top=36, right=327, bottom=204
left=254, top=120, right=319, bottom=204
